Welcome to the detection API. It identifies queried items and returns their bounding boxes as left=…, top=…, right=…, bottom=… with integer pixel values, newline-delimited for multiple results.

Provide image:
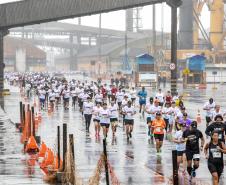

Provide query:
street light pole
left=167, top=0, right=182, bottom=95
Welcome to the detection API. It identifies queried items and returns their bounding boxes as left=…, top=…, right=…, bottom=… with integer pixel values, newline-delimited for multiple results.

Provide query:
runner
left=49, top=89, right=56, bottom=111
left=182, top=121, right=205, bottom=178
left=83, top=97, right=93, bottom=132
left=151, top=112, right=166, bottom=153
left=94, top=90, right=103, bottom=106
left=109, top=101, right=118, bottom=138
left=173, top=122, right=187, bottom=174
left=145, top=97, right=154, bottom=137
left=99, top=103, right=111, bottom=138
left=205, top=115, right=226, bottom=143
left=130, top=87, right=137, bottom=106
left=38, top=87, right=46, bottom=110
left=212, top=105, right=226, bottom=121
left=92, top=102, right=102, bottom=137
left=204, top=131, right=226, bottom=185
left=62, top=85, right=70, bottom=110
left=137, top=87, right=147, bottom=115
left=203, top=98, right=216, bottom=128
left=155, top=89, right=164, bottom=107
left=116, top=88, right=124, bottom=112
left=122, top=101, right=136, bottom=140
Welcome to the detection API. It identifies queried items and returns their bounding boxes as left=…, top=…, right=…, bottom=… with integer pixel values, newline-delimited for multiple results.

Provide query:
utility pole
left=166, top=0, right=182, bottom=95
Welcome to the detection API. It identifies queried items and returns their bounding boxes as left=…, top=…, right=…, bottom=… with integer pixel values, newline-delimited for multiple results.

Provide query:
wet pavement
left=1, top=81, right=226, bottom=185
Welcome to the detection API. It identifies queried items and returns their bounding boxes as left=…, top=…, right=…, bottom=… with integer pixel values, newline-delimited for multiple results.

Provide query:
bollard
left=19, top=101, right=23, bottom=125
left=31, top=107, right=35, bottom=137
left=69, top=134, right=75, bottom=160
left=172, top=150, right=178, bottom=185
left=103, top=139, right=110, bottom=185
left=63, top=123, right=67, bottom=171
left=22, top=104, right=25, bottom=129
left=57, top=126, right=60, bottom=169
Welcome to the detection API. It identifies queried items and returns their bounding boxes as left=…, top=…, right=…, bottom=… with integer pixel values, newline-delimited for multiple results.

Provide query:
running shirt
left=109, top=104, right=118, bottom=119
left=83, top=102, right=94, bottom=115
left=174, top=130, right=186, bottom=151
left=82, top=93, right=90, bottom=103
left=205, top=122, right=226, bottom=142
left=208, top=142, right=223, bottom=164
left=99, top=109, right=111, bottom=124
left=62, top=89, right=70, bottom=99
left=152, top=119, right=166, bottom=135
left=122, top=99, right=129, bottom=107
left=162, top=107, right=173, bottom=120
left=70, top=90, right=77, bottom=97
left=138, top=90, right=147, bottom=102
left=94, top=93, right=103, bottom=103
left=179, top=118, right=192, bottom=128
left=203, top=102, right=216, bottom=118
left=123, top=106, right=136, bottom=120
left=183, top=129, right=203, bottom=152
left=116, top=91, right=124, bottom=103
left=39, top=89, right=46, bottom=100
left=212, top=110, right=225, bottom=120
left=54, top=88, right=60, bottom=98
left=92, top=106, right=102, bottom=120
left=49, top=92, right=56, bottom=101
left=147, top=105, right=161, bottom=120
left=155, top=92, right=164, bottom=104
left=130, top=89, right=136, bottom=99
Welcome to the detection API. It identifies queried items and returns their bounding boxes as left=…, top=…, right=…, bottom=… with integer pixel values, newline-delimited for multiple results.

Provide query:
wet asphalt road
left=1, top=82, right=226, bottom=185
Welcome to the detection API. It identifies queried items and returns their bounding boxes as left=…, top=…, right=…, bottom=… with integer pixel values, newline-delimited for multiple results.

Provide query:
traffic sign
left=183, top=68, right=190, bottom=75
left=170, top=63, right=176, bottom=70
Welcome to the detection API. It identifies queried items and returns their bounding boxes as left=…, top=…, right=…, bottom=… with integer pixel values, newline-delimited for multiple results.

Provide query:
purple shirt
left=179, top=118, right=192, bottom=129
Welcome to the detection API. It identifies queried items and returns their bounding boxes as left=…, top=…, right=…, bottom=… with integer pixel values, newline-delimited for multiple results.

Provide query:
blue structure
left=188, top=55, right=206, bottom=71
left=136, top=54, right=154, bottom=65
left=136, top=54, right=154, bottom=71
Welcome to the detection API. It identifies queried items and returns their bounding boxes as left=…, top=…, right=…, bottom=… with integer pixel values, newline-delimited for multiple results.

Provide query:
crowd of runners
left=6, top=72, right=226, bottom=185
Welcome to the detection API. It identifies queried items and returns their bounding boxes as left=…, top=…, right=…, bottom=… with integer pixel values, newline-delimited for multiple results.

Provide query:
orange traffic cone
left=38, top=142, right=47, bottom=158
left=25, top=136, right=39, bottom=153
left=40, top=148, right=54, bottom=169
left=196, top=109, right=201, bottom=124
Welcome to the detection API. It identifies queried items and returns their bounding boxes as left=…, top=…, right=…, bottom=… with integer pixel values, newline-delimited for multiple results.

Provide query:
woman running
left=109, top=101, right=119, bottom=138
left=99, top=103, right=111, bottom=138
left=83, top=97, right=93, bottom=132
left=204, top=131, right=226, bottom=185
left=122, top=101, right=136, bottom=140
left=92, top=102, right=102, bottom=137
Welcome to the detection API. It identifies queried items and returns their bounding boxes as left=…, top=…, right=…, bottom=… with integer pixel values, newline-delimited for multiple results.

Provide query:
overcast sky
left=1, top=0, right=210, bottom=32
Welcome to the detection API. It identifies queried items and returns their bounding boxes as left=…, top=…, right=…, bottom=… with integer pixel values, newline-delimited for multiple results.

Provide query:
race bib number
left=193, top=154, right=200, bottom=159
left=213, top=152, right=221, bottom=158
left=155, top=127, right=162, bottom=132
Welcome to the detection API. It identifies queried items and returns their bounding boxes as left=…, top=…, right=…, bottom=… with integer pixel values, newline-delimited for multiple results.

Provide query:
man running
left=83, top=97, right=93, bottom=132
left=137, top=87, right=147, bottom=115
left=203, top=98, right=216, bottom=128
left=182, top=121, right=205, bottom=177
left=151, top=112, right=166, bottom=153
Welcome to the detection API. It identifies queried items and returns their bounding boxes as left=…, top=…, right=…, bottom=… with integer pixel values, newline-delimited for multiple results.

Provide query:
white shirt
left=147, top=105, right=161, bottom=120
left=99, top=109, right=111, bottom=124
left=39, top=90, right=46, bottom=99
left=123, top=106, right=136, bottom=120
left=203, top=102, right=216, bottom=117
left=54, top=88, right=60, bottom=97
left=95, top=94, right=103, bottom=103
left=130, top=90, right=137, bottom=99
left=49, top=92, right=56, bottom=101
left=109, top=104, right=118, bottom=118
left=83, top=102, right=94, bottom=115
left=156, top=92, right=164, bottom=103
left=82, top=93, right=90, bottom=102
left=174, top=130, right=186, bottom=151
left=116, top=92, right=124, bottom=102
left=63, top=89, right=70, bottom=99
left=92, top=106, right=102, bottom=120
left=162, top=107, right=173, bottom=120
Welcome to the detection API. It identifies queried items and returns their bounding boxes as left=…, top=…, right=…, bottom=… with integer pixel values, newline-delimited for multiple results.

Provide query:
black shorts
left=177, top=151, right=185, bottom=156
left=159, top=102, right=164, bottom=107
left=50, top=100, right=55, bottom=103
left=147, top=117, right=152, bottom=124
left=64, top=98, right=69, bottom=102
left=100, top=123, right=110, bottom=128
left=118, top=102, right=122, bottom=107
left=208, top=162, right=224, bottom=176
left=206, top=116, right=212, bottom=124
left=186, top=150, right=200, bottom=161
left=154, top=134, right=164, bottom=141
left=93, top=119, right=100, bottom=123
left=131, top=98, right=136, bottom=102
left=124, top=119, right=134, bottom=125
left=110, top=118, right=118, bottom=122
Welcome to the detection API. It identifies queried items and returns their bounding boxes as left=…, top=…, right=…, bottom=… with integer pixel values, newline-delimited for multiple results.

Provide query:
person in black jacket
left=205, top=115, right=226, bottom=143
